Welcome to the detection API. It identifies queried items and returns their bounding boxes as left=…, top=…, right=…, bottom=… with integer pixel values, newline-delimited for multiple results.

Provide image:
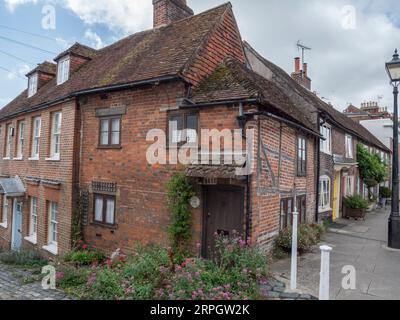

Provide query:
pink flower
left=56, top=272, right=65, bottom=281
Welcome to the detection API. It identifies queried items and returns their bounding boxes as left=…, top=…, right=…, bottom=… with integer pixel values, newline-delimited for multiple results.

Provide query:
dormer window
left=28, top=73, right=38, bottom=98
left=57, top=56, right=70, bottom=85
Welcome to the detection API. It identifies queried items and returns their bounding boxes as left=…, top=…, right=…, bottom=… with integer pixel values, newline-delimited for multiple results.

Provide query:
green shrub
left=159, top=234, right=268, bottom=300
left=84, top=245, right=171, bottom=300
left=275, top=224, right=324, bottom=254
left=380, top=187, right=392, bottom=199
left=344, top=195, right=369, bottom=210
left=64, top=249, right=105, bottom=266
left=0, top=250, right=47, bottom=268
left=57, top=268, right=91, bottom=290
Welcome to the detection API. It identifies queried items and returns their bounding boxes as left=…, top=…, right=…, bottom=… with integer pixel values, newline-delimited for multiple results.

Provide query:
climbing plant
left=71, top=195, right=84, bottom=248
left=166, top=173, right=196, bottom=254
left=357, top=144, right=387, bottom=200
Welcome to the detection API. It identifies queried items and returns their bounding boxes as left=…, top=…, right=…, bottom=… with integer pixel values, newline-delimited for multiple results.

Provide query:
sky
left=0, top=0, right=400, bottom=112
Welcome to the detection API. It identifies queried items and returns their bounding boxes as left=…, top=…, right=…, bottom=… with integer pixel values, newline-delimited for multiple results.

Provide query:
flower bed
left=57, top=234, right=269, bottom=300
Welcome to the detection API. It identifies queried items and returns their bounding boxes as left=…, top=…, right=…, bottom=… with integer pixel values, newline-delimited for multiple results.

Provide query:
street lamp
left=386, top=49, right=400, bottom=249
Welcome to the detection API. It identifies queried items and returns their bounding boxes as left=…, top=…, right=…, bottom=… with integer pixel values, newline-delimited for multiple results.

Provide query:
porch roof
left=0, top=177, right=26, bottom=197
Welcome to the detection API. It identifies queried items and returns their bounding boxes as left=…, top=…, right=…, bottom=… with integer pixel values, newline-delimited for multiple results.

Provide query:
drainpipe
left=315, top=114, right=325, bottom=223
left=237, top=102, right=252, bottom=241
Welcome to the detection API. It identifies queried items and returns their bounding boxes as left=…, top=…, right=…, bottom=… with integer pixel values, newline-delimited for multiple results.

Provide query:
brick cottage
left=0, top=0, right=388, bottom=257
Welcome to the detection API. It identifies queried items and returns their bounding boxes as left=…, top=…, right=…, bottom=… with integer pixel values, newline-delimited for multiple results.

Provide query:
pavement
left=272, top=206, right=400, bottom=300
left=0, top=263, right=70, bottom=300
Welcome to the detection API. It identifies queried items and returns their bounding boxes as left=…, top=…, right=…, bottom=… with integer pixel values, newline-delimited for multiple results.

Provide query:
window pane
left=101, top=132, right=109, bottom=145
left=111, top=118, right=120, bottom=132
left=111, top=132, right=120, bottom=145
left=95, top=197, right=103, bottom=222
left=169, top=116, right=183, bottom=143
left=101, top=119, right=109, bottom=132
left=106, top=199, right=115, bottom=224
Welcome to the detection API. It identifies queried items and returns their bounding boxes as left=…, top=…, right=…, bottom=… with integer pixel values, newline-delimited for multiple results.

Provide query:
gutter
left=247, top=111, right=323, bottom=138
left=0, top=75, right=185, bottom=122
left=179, top=98, right=260, bottom=109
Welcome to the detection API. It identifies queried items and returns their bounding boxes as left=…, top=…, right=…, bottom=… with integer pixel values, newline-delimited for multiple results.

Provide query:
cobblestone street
left=0, top=263, right=70, bottom=300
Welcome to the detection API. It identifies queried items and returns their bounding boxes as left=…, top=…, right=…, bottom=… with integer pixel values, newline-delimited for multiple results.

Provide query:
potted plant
left=379, top=187, right=392, bottom=207
left=344, top=195, right=368, bottom=220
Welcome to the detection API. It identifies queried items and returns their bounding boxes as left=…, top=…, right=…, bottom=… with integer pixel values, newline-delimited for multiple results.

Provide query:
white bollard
left=319, top=245, right=333, bottom=300
left=290, top=211, right=299, bottom=291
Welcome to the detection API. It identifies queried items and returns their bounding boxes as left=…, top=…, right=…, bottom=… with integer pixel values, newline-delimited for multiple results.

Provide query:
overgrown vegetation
left=344, top=195, right=369, bottom=210
left=275, top=224, right=326, bottom=254
left=63, top=240, right=106, bottom=266
left=57, top=235, right=269, bottom=300
left=357, top=144, right=388, bottom=200
left=0, top=250, right=47, bottom=268
left=166, top=173, right=196, bottom=255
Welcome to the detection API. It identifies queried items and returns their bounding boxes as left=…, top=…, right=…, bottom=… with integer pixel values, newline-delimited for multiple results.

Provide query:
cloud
left=4, top=0, right=37, bottom=12
left=84, top=29, right=104, bottom=49
left=6, top=64, right=30, bottom=80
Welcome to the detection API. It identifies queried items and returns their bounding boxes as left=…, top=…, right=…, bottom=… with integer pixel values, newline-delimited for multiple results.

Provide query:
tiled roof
left=26, top=61, right=57, bottom=77
left=242, top=42, right=390, bottom=152
left=54, top=42, right=97, bottom=61
left=0, top=3, right=231, bottom=120
left=191, top=57, right=316, bottom=132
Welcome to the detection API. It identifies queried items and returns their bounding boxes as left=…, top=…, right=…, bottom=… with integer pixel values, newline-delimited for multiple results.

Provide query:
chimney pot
left=294, top=57, right=301, bottom=73
left=303, top=63, right=308, bottom=77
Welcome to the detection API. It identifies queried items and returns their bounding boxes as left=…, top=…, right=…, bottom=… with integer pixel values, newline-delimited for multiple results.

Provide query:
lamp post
left=386, top=49, right=400, bottom=249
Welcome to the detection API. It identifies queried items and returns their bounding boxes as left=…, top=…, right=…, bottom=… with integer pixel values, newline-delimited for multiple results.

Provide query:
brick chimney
left=153, top=0, right=194, bottom=28
left=291, top=58, right=311, bottom=90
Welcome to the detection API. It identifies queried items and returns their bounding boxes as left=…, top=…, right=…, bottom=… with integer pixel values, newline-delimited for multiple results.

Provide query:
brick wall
left=251, top=116, right=316, bottom=251
left=0, top=100, right=78, bottom=256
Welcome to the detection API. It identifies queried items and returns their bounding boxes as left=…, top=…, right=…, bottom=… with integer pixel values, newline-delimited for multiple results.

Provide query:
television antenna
left=297, top=40, right=312, bottom=65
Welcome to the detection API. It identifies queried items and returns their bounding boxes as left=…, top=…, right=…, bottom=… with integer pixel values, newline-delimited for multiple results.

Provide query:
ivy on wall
left=166, top=173, right=196, bottom=254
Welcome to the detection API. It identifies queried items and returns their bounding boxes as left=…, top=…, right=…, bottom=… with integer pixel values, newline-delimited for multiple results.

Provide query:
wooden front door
left=332, top=171, right=341, bottom=220
left=203, top=186, right=245, bottom=258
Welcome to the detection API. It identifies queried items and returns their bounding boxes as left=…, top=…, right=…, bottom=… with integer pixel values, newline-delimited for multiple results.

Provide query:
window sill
left=24, top=235, right=37, bottom=245
left=97, top=146, right=122, bottom=150
left=45, top=156, right=60, bottom=162
left=42, top=243, right=58, bottom=255
left=0, top=222, right=8, bottom=229
left=318, top=207, right=333, bottom=214
left=2, top=157, right=11, bottom=160
left=91, top=221, right=117, bottom=230
left=13, top=157, right=23, bottom=161
left=28, top=157, right=39, bottom=161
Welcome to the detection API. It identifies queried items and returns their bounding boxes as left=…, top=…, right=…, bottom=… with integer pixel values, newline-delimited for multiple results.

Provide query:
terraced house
left=243, top=42, right=391, bottom=222
left=0, top=0, right=387, bottom=258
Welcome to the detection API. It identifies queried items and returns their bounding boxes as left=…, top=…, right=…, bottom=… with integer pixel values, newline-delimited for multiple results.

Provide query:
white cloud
left=63, top=0, right=152, bottom=34
left=4, top=0, right=37, bottom=12
left=84, top=29, right=104, bottom=49
left=7, top=64, right=30, bottom=80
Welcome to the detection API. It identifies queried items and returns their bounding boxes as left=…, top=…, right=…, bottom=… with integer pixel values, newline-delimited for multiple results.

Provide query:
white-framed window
left=319, top=176, right=331, bottom=211
left=4, top=125, right=13, bottom=159
left=48, top=202, right=58, bottom=245
left=50, top=112, right=62, bottom=159
left=57, top=56, right=70, bottom=85
left=1, top=195, right=7, bottom=226
left=345, top=135, right=353, bottom=158
left=31, top=117, right=41, bottom=159
left=345, top=176, right=355, bottom=196
left=320, top=124, right=332, bottom=155
left=29, top=197, right=38, bottom=237
left=16, top=121, right=25, bottom=159
left=356, top=176, right=361, bottom=195
left=28, top=73, right=38, bottom=98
